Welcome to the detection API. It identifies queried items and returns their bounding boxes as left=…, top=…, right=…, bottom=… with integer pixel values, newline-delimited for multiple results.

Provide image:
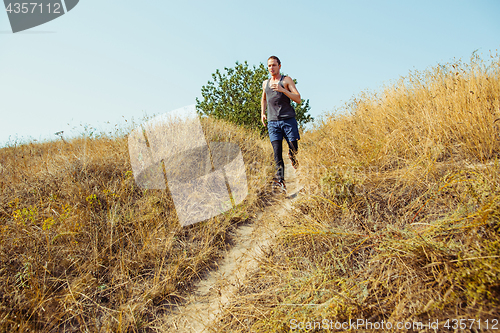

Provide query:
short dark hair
left=268, top=55, right=281, bottom=65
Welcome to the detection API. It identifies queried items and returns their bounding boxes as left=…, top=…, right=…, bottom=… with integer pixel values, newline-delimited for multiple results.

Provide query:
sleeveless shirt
left=265, top=75, right=296, bottom=121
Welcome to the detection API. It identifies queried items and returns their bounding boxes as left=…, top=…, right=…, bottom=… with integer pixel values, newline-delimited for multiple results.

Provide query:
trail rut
left=163, top=161, right=302, bottom=332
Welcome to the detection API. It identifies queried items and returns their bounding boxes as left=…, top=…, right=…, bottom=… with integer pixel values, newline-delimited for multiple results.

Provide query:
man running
left=261, top=55, right=301, bottom=192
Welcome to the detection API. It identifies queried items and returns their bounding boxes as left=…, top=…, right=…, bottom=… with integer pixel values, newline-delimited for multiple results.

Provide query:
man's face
left=267, top=59, right=280, bottom=76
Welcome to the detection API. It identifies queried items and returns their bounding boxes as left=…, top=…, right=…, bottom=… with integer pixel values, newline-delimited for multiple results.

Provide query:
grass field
left=214, top=52, right=500, bottom=332
left=0, top=117, right=274, bottom=332
left=1, top=52, right=500, bottom=332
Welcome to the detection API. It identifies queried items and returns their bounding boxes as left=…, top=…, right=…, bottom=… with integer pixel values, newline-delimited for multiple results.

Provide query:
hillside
left=1, top=53, right=500, bottom=332
left=214, top=53, right=500, bottom=332
left=0, top=118, right=274, bottom=332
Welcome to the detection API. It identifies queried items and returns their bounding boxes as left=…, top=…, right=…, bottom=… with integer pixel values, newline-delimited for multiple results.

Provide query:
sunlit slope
left=0, top=117, right=273, bottom=332
left=216, top=53, right=500, bottom=332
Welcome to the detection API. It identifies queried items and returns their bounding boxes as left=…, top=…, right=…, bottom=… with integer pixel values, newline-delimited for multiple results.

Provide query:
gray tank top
left=265, top=75, right=296, bottom=121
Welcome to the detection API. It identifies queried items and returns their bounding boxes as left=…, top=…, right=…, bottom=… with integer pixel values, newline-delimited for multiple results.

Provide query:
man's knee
left=271, top=140, right=283, bottom=150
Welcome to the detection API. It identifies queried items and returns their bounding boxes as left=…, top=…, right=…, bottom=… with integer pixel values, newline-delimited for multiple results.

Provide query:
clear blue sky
left=1, top=0, right=499, bottom=147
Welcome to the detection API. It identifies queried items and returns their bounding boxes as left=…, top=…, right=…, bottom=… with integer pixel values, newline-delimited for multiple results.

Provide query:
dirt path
left=163, top=162, right=302, bottom=332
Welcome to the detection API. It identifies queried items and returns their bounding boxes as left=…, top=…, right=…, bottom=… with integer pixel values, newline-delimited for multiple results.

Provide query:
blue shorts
left=267, top=118, right=300, bottom=142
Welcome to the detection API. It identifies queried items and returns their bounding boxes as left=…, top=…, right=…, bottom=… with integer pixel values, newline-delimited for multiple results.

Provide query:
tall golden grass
left=0, top=117, right=274, bottom=332
left=2, top=52, right=500, bottom=332
left=215, top=53, right=500, bottom=332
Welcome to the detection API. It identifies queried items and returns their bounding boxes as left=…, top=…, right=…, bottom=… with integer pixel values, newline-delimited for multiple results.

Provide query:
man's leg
left=287, top=140, right=299, bottom=169
left=271, top=140, right=285, bottom=181
left=283, top=118, right=300, bottom=169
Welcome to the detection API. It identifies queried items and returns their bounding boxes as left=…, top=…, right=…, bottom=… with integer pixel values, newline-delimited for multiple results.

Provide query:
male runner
left=261, top=55, right=301, bottom=192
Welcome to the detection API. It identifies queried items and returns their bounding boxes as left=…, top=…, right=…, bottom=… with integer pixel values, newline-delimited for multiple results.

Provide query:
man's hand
left=261, top=113, right=267, bottom=126
left=270, top=82, right=285, bottom=93
left=271, top=77, right=301, bottom=104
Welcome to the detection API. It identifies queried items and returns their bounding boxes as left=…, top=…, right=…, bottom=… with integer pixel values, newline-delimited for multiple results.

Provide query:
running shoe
left=272, top=179, right=287, bottom=193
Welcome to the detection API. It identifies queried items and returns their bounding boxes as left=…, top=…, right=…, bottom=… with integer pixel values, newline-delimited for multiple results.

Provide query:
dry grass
left=3, top=52, right=500, bottom=333
left=215, top=52, right=500, bottom=332
left=0, top=117, right=274, bottom=332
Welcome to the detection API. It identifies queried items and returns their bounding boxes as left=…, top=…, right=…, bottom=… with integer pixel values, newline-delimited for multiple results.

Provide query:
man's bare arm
left=271, top=76, right=301, bottom=104
left=261, top=80, right=267, bottom=126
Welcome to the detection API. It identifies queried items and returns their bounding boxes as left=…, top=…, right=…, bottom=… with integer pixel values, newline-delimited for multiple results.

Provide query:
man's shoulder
left=262, top=79, right=269, bottom=88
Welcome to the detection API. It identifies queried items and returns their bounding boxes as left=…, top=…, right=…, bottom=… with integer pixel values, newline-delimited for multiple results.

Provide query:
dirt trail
left=164, top=162, right=302, bottom=332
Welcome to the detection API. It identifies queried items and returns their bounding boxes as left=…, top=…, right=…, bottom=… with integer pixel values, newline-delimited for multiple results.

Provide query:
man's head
left=268, top=55, right=281, bottom=65
left=267, top=56, right=281, bottom=76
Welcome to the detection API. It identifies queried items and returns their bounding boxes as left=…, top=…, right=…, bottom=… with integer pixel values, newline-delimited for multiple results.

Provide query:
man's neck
left=271, top=74, right=281, bottom=81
